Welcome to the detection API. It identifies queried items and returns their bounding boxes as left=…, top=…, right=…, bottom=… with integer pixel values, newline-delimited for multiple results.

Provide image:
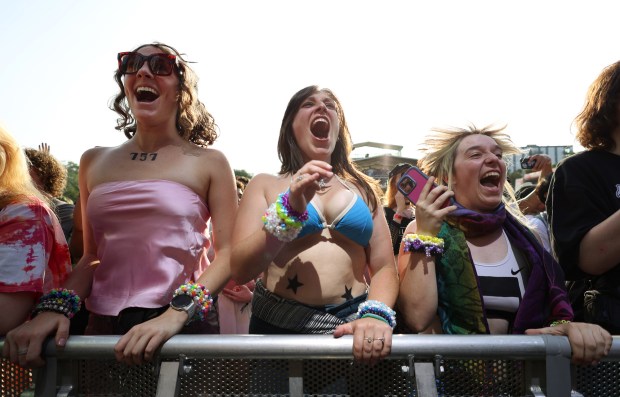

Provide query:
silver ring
left=365, top=337, right=373, bottom=344
left=374, top=337, right=385, bottom=342
left=295, top=175, right=304, bottom=182
left=17, top=348, right=28, bottom=355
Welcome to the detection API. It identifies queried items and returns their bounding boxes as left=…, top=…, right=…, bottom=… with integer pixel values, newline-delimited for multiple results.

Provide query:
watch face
left=172, top=294, right=193, bottom=308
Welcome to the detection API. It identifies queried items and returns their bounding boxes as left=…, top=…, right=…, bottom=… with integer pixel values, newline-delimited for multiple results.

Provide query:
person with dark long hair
left=231, top=86, right=398, bottom=365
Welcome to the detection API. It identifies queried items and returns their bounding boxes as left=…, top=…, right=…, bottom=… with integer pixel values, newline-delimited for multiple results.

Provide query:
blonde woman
left=397, top=124, right=611, bottom=366
left=0, top=126, right=71, bottom=337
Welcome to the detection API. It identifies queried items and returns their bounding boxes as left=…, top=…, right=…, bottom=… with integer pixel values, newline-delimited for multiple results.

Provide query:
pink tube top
left=86, top=180, right=211, bottom=316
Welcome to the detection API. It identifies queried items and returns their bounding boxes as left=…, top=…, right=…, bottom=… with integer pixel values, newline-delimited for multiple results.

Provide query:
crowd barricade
left=1, top=334, right=619, bottom=397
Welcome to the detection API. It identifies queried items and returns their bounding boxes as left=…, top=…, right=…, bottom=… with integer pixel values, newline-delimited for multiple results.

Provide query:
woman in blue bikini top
left=231, top=85, right=399, bottom=366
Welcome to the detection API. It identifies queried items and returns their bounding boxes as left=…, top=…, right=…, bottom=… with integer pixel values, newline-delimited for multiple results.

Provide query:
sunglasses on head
left=117, top=52, right=178, bottom=76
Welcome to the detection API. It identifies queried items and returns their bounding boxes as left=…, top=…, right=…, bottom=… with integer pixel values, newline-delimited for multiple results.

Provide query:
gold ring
left=365, top=337, right=373, bottom=344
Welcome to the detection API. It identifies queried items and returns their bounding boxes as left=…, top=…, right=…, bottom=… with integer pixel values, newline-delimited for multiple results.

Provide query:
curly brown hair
left=574, top=60, right=620, bottom=151
left=24, top=148, right=67, bottom=198
left=111, top=42, right=218, bottom=147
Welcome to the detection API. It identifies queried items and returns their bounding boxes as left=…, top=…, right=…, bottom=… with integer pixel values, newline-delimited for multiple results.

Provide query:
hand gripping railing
left=2, top=334, right=618, bottom=397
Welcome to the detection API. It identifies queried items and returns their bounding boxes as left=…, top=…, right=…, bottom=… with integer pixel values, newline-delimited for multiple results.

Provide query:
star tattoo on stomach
left=286, top=274, right=304, bottom=294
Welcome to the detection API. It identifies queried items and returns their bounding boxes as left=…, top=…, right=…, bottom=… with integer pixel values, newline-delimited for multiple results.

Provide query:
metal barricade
left=1, top=334, right=619, bottom=397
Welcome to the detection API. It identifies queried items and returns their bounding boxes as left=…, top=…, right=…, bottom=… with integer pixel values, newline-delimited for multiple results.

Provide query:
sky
left=1, top=1, right=619, bottom=176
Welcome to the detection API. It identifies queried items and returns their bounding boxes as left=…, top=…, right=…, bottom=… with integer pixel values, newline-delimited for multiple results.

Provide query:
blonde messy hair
left=417, top=124, right=526, bottom=218
left=0, top=125, right=48, bottom=208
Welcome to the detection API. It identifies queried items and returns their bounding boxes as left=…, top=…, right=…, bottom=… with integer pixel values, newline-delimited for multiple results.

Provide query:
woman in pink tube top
left=4, top=42, right=238, bottom=367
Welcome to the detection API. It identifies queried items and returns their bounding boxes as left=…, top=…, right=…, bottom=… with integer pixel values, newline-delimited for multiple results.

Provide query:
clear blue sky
left=1, top=1, right=619, bottom=175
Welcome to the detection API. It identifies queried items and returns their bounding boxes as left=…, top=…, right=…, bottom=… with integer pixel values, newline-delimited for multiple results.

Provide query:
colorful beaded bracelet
left=262, top=191, right=309, bottom=242
left=357, top=300, right=397, bottom=329
left=550, top=319, right=571, bottom=327
left=32, top=288, right=82, bottom=319
left=173, top=283, right=213, bottom=323
left=403, top=233, right=445, bottom=257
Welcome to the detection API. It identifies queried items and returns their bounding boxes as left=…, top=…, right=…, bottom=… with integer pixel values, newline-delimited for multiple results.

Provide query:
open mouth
left=135, top=87, right=159, bottom=102
left=480, top=171, right=501, bottom=188
left=310, top=117, right=330, bottom=138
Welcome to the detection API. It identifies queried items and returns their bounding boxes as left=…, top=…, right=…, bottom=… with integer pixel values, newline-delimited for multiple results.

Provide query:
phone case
left=396, top=166, right=452, bottom=207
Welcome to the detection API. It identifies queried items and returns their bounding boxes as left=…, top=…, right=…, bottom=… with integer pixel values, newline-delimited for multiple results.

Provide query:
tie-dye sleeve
left=0, top=201, right=71, bottom=294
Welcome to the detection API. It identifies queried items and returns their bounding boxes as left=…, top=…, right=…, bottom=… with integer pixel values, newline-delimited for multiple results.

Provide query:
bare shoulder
left=187, top=145, right=231, bottom=166
left=248, top=173, right=281, bottom=189
left=80, top=146, right=113, bottom=166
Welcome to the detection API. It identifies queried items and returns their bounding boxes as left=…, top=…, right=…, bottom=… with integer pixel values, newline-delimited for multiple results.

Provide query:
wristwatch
left=170, top=294, right=196, bottom=325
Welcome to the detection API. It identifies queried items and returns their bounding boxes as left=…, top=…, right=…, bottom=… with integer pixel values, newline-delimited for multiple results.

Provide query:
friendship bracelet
left=357, top=300, right=397, bottom=329
left=262, top=191, right=309, bottom=242
left=362, top=313, right=390, bottom=326
left=32, top=288, right=82, bottom=320
left=403, top=233, right=445, bottom=257
left=173, top=283, right=214, bottom=323
left=550, top=319, right=571, bottom=327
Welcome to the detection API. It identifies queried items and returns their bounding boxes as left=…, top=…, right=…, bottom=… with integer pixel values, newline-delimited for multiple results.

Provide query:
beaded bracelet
left=403, top=233, right=445, bottom=257
left=357, top=300, right=397, bottom=329
left=173, top=283, right=214, bottom=323
left=262, top=191, right=309, bottom=242
left=550, top=319, right=571, bottom=327
left=32, top=288, right=82, bottom=319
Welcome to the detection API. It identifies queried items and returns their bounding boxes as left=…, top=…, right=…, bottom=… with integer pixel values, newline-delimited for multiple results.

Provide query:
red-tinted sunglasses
left=117, top=52, right=178, bottom=76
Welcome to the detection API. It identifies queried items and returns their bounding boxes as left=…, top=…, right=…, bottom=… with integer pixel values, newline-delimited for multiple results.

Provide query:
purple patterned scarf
left=435, top=202, right=573, bottom=334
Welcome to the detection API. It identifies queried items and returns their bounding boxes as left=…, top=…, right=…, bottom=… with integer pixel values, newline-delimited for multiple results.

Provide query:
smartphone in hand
left=397, top=166, right=453, bottom=207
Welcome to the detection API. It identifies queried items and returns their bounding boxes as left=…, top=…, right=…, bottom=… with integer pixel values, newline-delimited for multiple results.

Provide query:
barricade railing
left=1, top=335, right=619, bottom=397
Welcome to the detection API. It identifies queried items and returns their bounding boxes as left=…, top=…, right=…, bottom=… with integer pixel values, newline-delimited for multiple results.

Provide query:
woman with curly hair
left=548, top=60, right=620, bottom=333
left=4, top=43, right=237, bottom=367
left=25, top=147, right=74, bottom=242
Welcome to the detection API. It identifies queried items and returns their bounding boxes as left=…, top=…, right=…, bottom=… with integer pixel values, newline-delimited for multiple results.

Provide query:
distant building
left=507, top=144, right=574, bottom=173
left=351, top=142, right=417, bottom=189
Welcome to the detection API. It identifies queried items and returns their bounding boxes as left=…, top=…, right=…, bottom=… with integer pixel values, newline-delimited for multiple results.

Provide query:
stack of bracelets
left=403, top=233, right=445, bottom=257
left=357, top=300, right=397, bottom=329
left=32, top=288, right=82, bottom=319
left=262, top=191, right=309, bottom=242
left=173, top=283, right=213, bottom=323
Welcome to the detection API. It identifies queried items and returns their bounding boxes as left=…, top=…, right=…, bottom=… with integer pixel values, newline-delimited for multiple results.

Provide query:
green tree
left=234, top=169, right=253, bottom=180
left=63, top=161, right=79, bottom=203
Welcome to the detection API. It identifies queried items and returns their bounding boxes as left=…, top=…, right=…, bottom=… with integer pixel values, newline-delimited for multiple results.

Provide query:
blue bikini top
left=296, top=181, right=374, bottom=247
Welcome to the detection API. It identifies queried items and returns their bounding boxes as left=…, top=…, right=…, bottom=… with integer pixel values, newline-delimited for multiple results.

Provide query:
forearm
left=397, top=253, right=439, bottom=332
left=0, top=292, right=36, bottom=335
left=63, top=253, right=98, bottom=298
left=578, top=209, right=620, bottom=275
left=231, top=230, right=285, bottom=284
left=367, top=264, right=398, bottom=307
left=196, top=248, right=232, bottom=295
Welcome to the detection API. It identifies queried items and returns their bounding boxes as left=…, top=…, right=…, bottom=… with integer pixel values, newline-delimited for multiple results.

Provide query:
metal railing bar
left=2, top=335, right=617, bottom=360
